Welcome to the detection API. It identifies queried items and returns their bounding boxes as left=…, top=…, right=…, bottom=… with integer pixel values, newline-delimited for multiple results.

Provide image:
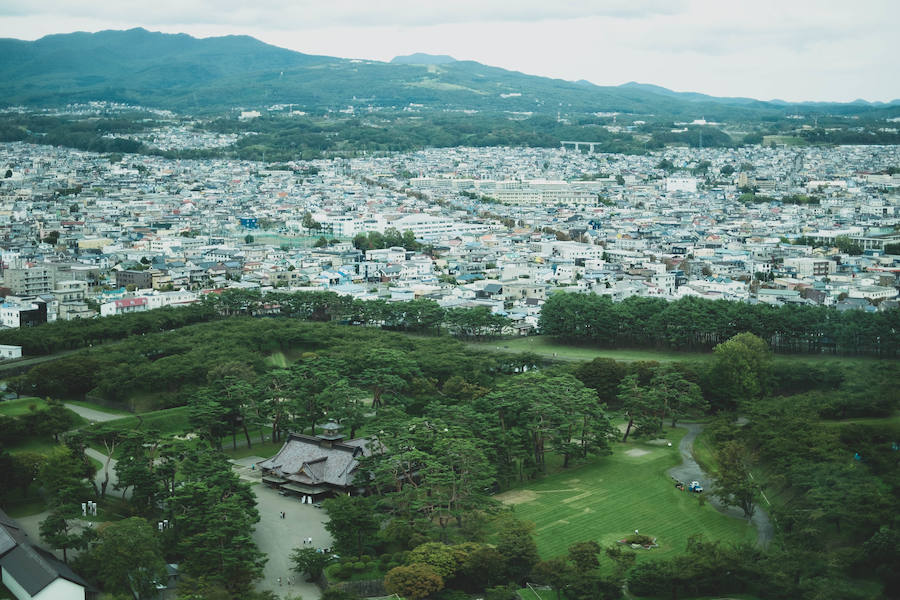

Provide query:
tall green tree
left=350, top=347, right=419, bottom=408
left=290, top=547, right=334, bottom=581
left=171, top=449, right=266, bottom=594
left=89, top=517, right=166, bottom=597
left=383, top=563, right=444, bottom=600
left=616, top=374, right=662, bottom=442
left=495, top=518, right=539, bottom=585
left=40, top=507, right=95, bottom=564
left=712, top=441, right=759, bottom=518
left=38, top=446, right=94, bottom=507
left=708, top=333, right=773, bottom=410
left=115, top=430, right=166, bottom=513
left=322, top=494, right=380, bottom=556
left=649, top=369, right=707, bottom=427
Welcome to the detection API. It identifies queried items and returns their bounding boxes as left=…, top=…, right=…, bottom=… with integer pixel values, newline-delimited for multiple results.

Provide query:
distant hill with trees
left=1, top=28, right=898, bottom=121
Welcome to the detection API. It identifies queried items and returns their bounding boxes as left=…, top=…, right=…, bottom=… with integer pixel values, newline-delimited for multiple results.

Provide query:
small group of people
left=301, top=536, right=313, bottom=544
left=279, top=511, right=286, bottom=519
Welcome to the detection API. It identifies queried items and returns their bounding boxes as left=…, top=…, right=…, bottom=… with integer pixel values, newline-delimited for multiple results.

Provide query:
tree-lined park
left=0, top=296, right=898, bottom=600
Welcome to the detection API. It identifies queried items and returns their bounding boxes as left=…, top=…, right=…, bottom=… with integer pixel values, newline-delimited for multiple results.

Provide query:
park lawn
left=99, top=405, right=192, bottom=437
left=87, top=406, right=194, bottom=456
left=224, top=440, right=283, bottom=460
left=0, top=396, right=49, bottom=416
left=65, top=399, right=131, bottom=416
left=496, top=431, right=755, bottom=561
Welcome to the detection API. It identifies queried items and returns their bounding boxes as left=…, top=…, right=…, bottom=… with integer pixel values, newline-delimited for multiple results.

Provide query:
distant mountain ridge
left=391, top=53, right=457, bottom=65
left=0, top=28, right=896, bottom=118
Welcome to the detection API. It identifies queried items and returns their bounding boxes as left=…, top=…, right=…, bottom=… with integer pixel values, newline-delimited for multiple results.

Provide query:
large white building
left=389, top=213, right=491, bottom=240
left=485, top=180, right=598, bottom=207
left=665, top=177, right=699, bottom=193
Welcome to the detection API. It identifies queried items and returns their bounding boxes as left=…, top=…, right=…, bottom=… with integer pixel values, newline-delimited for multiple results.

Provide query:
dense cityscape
left=1, top=112, right=897, bottom=331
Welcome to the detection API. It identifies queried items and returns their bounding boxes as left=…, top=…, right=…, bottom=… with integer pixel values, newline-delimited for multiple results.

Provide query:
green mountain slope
left=0, top=28, right=896, bottom=119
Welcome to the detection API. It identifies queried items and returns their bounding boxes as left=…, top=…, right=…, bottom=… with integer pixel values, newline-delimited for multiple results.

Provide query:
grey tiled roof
left=0, top=508, right=90, bottom=596
left=256, top=433, right=377, bottom=489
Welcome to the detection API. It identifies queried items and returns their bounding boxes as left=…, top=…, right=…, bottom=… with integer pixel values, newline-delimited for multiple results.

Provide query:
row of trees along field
left=0, top=291, right=510, bottom=357
left=4, top=288, right=896, bottom=360
left=539, top=292, right=900, bottom=356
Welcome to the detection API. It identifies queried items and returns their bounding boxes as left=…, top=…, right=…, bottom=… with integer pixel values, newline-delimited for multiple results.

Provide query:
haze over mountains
left=0, top=28, right=897, bottom=118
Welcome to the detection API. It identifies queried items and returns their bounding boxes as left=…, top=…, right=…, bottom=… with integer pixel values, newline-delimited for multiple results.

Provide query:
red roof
left=114, top=298, right=147, bottom=308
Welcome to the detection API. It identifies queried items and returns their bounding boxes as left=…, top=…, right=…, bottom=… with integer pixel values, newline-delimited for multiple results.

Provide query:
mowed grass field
left=471, top=335, right=893, bottom=368
left=496, top=429, right=755, bottom=561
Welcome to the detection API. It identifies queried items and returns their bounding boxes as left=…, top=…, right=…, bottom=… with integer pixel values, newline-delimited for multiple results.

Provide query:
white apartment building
left=783, top=258, right=837, bottom=278
left=848, top=286, right=898, bottom=301
left=0, top=344, right=22, bottom=359
left=390, top=213, right=491, bottom=240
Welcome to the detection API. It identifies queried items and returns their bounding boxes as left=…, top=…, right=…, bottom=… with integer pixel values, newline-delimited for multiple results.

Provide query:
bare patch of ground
left=625, top=448, right=651, bottom=457
left=495, top=489, right=538, bottom=505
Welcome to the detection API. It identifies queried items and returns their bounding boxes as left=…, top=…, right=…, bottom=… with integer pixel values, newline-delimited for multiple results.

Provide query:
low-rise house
left=0, top=509, right=94, bottom=600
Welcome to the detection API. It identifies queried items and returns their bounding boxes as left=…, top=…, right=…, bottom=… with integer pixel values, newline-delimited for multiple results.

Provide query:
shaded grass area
left=470, top=337, right=711, bottom=363
left=496, top=429, right=755, bottom=561
left=691, top=428, right=719, bottom=475
left=123, top=390, right=185, bottom=413
left=224, top=440, right=283, bottom=460
left=470, top=335, right=896, bottom=366
left=3, top=489, right=47, bottom=518
left=97, top=405, right=192, bottom=437
left=518, top=587, right=567, bottom=600
left=86, top=406, right=193, bottom=457
left=0, top=396, right=48, bottom=415
left=820, top=411, right=900, bottom=428
left=6, top=437, right=61, bottom=455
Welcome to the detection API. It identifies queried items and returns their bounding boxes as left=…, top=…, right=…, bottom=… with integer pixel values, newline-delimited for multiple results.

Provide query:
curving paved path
left=667, top=423, right=774, bottom=547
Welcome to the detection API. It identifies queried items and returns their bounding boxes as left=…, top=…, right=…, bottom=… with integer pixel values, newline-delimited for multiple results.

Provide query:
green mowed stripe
left=500, top=439, right=755, bottom=560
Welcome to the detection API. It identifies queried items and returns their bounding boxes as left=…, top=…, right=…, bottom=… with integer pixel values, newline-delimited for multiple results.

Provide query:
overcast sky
left=1, top=0, right=897, bottom=103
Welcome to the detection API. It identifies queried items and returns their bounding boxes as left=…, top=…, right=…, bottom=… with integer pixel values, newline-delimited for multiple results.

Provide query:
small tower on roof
left=318, top=419, right=344, bottom=442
